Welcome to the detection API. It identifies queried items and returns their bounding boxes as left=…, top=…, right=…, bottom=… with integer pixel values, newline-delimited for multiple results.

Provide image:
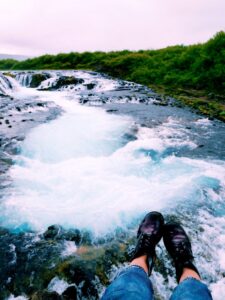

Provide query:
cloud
left=0, top=0, right=224, bottom=55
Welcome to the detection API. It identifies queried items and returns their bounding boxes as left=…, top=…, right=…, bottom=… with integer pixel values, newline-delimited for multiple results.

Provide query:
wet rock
left=153, top=101, right=168, bottom=106
left=106, top=109, right=118, bottom=113
left=62, top=229, right=81, bottom=245
left=79, top=99, right=88, bottom=104
left=155, top=96, right=163, bottom=101
left=31, top=291, right=62, bottom=300
left=40, top=76, right=84, bottom=91
left=2, top=72, right=16, bottom=78
left=56, top=259, right=99, bottom=299
left=62, top=286, right=78, bottom=299
left=29, top=73, right=51, bottom=88
left=80, top=230, right=93, bottom=246
left=85, top=83, right=96, bottom=90
left=39, top=224, right=76, bottom=244
left=44, top=225, right=62, bottom=240
left=37, top=103, right=45, bottom=107
left=174, top=102, right=185, bottom=108
left=122, top=133, right=137, bottom=142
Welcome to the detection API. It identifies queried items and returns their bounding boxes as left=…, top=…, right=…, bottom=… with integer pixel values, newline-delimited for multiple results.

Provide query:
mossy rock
left=2, top=72, right=16, bottom=78
left=47, top=76, right=84, bottom=90
left=30, top=74, right=50, bottom=88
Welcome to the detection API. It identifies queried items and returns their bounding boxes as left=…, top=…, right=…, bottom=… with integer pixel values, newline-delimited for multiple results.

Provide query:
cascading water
left=15, top=73, right=33, bottom=87
left=0, top=71, right=225, bottom=299
left=0, top=73, right=15, bottom=96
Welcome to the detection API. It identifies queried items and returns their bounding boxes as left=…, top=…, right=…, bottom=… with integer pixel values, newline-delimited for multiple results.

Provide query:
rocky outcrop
left=39, top=76, right=84, bottom=91
left=29, top=73, right=51, bottom=88
left=0, top=225, right=134, bottom=299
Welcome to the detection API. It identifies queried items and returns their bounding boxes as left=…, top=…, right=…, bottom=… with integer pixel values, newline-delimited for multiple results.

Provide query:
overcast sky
left=0, top=0, right=224, bottom=56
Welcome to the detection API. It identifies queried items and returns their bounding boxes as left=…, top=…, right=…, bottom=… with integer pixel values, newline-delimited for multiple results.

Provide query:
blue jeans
left=101, top=265, right=213, bottom=300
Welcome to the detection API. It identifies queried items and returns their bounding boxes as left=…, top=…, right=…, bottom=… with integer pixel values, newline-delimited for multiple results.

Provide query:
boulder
left=45, top=76, right=84, bottom=91
left=43, top=225, right=62, bottom=239
left=30, top=74, right=51, bottom=88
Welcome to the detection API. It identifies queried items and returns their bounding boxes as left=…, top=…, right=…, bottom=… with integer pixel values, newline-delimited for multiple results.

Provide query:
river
left=0, top=71, right=225, bottom=299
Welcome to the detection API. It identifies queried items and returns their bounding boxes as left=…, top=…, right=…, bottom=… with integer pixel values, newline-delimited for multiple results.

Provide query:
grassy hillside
left=1, top=31, right=224, bottom=120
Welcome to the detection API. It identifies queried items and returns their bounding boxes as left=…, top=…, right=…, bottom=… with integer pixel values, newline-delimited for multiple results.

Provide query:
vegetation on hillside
left=0, top=31, right=224, bottom=120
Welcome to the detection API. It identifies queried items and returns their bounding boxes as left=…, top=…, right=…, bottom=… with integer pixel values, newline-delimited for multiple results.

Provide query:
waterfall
left=15, top=72, right=33, bottom=87
left=0, top=73, right=21, bottom=96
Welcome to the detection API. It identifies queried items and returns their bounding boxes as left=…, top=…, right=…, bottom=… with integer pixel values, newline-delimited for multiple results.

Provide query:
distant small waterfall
left=0, top=73, right=20, bottom=96
left=15, top=73, right=33, bottom=87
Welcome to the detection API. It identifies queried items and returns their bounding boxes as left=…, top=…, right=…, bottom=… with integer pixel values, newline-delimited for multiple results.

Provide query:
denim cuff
left=170, top=276, right=213, bottom=300
left=114, top=264, right=150, bottom=283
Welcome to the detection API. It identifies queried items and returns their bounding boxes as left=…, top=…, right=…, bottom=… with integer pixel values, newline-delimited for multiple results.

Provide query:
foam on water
left=61, top=241, right=77, bottom=257
left=1, top=91, right=225, bottom=236
left=7, top=296, right=28, bottom=300
left=19, top=100, right=131, bottom=162
left=211, top=278, right=225, bottom=299
left=36, top=70, right=118, bottom=92
left=48, top=277, right=70, bottom=295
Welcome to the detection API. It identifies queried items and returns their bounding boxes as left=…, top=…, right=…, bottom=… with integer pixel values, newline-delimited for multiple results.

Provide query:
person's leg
left=170, top=277, right=213, bottom=300
left=101, top=211, right=164, bottom=300
left=163, top=222, right=212, bottom=300
left=101, top=258, right=153, bottom=300
left=130, top=254, right=148, bottom=274
left=179, top=267, right=200, bottom=282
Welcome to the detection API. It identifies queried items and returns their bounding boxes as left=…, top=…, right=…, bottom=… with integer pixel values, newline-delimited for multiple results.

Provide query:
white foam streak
left=48, top=277, right=69, bottom=295
left=211, top=278, right=225, bottom=300
left=7, top=295, right=28, bottom=300
left=62, top=241, right=77, bottom=257
left=16, top=73, right=33, bottom=87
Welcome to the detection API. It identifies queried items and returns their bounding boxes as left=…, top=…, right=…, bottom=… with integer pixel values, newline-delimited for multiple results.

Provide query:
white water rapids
left=1, top=71, right=225, bottom=299
left=2, top=88, right=223, bottom=234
